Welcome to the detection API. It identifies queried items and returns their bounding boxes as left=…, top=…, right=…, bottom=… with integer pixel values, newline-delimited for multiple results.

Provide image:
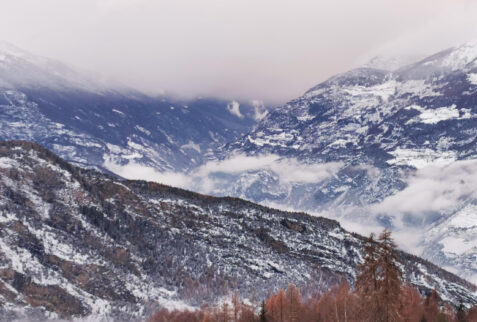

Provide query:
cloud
left=226, top=101, right=243, bottom=118
left=104, top=153, right=342, bottom=193
left=251, top=100, right=268, bottom=121
left=2, top=0, right=477, bottom=103
left=371, top=159, right=477, bottom=227
left=103, top=159, right=193, bottom=188
left=194, top=154, right=342, bottom=185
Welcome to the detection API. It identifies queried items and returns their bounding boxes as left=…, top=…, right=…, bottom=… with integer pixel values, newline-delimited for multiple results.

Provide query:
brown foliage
left=148, top=230, right=477, bottom=322
left=148, top=307, right=205, bottom=322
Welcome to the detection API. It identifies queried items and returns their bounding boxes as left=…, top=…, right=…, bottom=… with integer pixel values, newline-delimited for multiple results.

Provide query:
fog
left=2, top=0, right=477, bottom=103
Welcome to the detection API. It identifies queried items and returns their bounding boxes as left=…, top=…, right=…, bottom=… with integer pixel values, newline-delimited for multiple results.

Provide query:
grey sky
left=1, top=0, right=477, bottom=104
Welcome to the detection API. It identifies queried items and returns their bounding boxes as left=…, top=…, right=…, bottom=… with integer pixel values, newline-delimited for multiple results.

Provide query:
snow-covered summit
left=0, top=40, right=107, bottom=92
left=221, top=39, right=477, bottom=283
left=364, top=54, right=425, bottom=71
left=434, top=39, right=477, bottom=71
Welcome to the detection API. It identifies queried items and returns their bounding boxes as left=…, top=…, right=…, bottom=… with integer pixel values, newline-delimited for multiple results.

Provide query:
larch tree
left=273, top=289, right=286, bottom=322
left=356, top=233, right=380, bottom=320
left=377, top=229, right=403, bottom=322
left=356, top=229, right=403, bottom=322
left=285, top=284, right=302, bottom=322
left=231, top=290, right=241, bottom=322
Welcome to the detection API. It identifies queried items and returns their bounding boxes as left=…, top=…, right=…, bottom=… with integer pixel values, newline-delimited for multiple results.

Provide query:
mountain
left=0, top=41, right=266, bottom=174
left=222, top=41, right=477, bottom=208
left=363, top=54, right=426, bottom=71
left=1, top=40, right=477, bottom=287
left=0, top=141, right=475, bottom=320
left=208, top=41, right=477, bottom=283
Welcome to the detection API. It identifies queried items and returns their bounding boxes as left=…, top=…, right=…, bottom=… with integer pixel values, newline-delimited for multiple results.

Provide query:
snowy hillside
left=213, top=40, right=477, bottom=283
left=1, top=40, right=477, bottom=287
left=0, top=41, right=265, bottom=174
left=0, top=141, right=475, bottom=320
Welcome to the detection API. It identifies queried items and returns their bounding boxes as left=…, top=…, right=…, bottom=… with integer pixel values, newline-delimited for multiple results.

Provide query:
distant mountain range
left=0, top=40, right=476, bottom=286
left=0, top=40, right=267, bottom=174
left=0, top=141, right=474, bottom=320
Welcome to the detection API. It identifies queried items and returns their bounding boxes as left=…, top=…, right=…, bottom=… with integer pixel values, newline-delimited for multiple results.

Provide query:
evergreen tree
left=456, top=302, right=466, bottom=322
left=259, top=300, right=267, bottom=322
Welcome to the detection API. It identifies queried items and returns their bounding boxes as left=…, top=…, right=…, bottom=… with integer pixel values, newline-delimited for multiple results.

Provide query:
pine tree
left=259, top=300, right=267, bottom=322
left=456, top=302, right=466, bottom=322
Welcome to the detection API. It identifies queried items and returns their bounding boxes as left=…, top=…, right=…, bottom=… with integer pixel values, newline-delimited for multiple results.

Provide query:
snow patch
left=180, top=141, right=201, bottom=153
left=135, top=125, right=151, bottom=136
left=387, top=148, right=456, bottom=169
left=406, top=104, right=462, bottom=124
left=467, top=73, right=477, bottom=85
left=112, top=109, right=125, bottom=116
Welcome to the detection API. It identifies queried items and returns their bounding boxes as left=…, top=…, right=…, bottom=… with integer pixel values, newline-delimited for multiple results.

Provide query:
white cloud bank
left=104, top=153, right=342, bottom=194
left=251, top=100, right=268, bottom=121
left=372, top=159, right=477, bottom=227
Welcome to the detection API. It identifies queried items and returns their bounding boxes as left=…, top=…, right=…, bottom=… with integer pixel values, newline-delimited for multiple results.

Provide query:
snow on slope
left=216, top=40, right=477, bottom=283
left=424, top=204, right=477, bottom=283
left=1, top=39, right=477, bottom=293
left=0, top=141, right=475, bottom=320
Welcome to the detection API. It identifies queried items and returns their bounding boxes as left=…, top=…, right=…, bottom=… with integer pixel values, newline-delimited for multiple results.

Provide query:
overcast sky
left=2, top=0, right=477, bottom=104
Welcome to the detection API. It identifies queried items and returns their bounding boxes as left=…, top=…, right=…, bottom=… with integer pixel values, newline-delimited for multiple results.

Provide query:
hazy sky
left=2, top=0, right=477, bottom=103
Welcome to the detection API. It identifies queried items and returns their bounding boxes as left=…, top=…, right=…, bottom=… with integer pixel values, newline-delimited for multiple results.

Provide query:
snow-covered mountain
left=0, top=141, right=475, bottom=320
left=211, top=40, right=477, bottom=283
left=1, top=40, right=477, bottom=286
left=0, top=41, right=265, bottom=174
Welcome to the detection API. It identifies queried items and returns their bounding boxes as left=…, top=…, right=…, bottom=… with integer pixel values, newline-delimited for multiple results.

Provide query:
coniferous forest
left=148, top=230, right=477, bottom=322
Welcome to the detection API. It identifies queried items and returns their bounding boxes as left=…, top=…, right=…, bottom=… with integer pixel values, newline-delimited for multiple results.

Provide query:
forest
left=148, top=230, right=477, bottom=322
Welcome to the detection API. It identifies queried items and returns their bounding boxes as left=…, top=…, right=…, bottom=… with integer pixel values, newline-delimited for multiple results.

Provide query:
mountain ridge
left=0, top=140, right=475, bottom=320
left=1, top=40, right=477, bottom=288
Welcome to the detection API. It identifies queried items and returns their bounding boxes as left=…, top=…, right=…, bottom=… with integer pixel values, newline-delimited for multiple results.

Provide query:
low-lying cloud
left=104, top=153, right=342, bottom=194
left=226, top=101, right=243, bottom=119
left=105, top=155, right=477, bottom=258
left=372, top=159, right=477, bottom=227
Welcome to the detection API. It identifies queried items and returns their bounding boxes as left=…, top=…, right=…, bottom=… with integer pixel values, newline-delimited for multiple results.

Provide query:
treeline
left=148, top=230, right=477, bottom=322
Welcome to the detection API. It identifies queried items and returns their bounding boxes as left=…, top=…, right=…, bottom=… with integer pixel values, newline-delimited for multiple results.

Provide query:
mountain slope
left=213, top=41, right=477, bottom=282
left=0, top=41, right=264, bottom=174
left=1, top=40, right=477, bottom=296
left=0, top=141, right=475, bottom=320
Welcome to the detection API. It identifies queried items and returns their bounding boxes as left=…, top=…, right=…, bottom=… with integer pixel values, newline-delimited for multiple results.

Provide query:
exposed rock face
left=0, top=141, right=475, bottom=320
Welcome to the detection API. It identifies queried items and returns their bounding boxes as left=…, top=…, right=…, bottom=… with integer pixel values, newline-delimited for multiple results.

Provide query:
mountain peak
left=364, top=54, right=424, bottom=71
left=444, top=39, right=477, bottom=70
